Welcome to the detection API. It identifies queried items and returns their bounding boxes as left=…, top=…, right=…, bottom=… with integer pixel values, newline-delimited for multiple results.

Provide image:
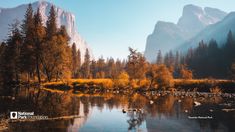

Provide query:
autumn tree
left=40, top=6, right=71, bottom=81
left=179, top=64, right=193, bottom=79
left=126, top=47, right=147, bottom=80
left=147, top=64, right=174, bottom=90
left=114, top=71, right=129, bottom=88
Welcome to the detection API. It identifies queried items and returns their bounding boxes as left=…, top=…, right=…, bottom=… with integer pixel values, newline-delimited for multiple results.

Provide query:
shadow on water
left=0, top=86, right=235, bottom=132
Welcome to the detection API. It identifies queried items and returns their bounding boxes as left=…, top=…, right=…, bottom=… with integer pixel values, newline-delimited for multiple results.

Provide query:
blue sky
left=0, top=0, right=235, bottom=60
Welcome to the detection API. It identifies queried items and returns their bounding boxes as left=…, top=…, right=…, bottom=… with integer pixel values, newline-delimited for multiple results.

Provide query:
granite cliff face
left=144, top=4, right=227, bottom=62
left=0, top=1, right=93, bottom=61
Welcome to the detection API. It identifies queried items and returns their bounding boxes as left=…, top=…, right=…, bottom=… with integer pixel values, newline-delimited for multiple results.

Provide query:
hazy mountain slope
left=144, top=4, right=227, bottom=62
left=178, top=12, right=235, bottom=52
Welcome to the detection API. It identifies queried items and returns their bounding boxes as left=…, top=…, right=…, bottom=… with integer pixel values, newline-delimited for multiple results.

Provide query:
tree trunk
left=36, top=56, right=41, bottom=83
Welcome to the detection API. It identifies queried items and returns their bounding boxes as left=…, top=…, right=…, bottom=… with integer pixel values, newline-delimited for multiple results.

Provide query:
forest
left=0, top=4, right=235, bottom=95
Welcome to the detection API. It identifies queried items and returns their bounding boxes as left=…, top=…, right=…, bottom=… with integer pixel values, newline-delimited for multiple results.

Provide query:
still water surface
left=1, top=89, right=234, bottom=132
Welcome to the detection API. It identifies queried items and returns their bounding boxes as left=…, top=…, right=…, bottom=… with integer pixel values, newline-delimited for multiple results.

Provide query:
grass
left=42, top=78, right=235, bottom=93
left=174, top=79, right=235, bottom=93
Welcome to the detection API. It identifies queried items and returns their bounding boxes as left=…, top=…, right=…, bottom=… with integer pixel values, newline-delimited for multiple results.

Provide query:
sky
left=0, top=0, right=235, bottom=60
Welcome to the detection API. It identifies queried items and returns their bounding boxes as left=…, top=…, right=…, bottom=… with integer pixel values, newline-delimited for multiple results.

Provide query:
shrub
left=179, top=65, right=193, bottom=79
left=155, top=64, right=174, bottom=90
left=139, top=79, right=150, bottom=88
left=114, top=71, right=129, bottom=88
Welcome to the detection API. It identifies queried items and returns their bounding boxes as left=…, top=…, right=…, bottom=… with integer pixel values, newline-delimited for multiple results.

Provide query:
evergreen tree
left=231, top=63, right=235, bottom=80
left=20, top=4, right=35, bottom=81
left=1, top=21, right=23, bottom=94
left=41, top=6, right=71, bottom=81
left=46, top=6, right=57, bottom=39
left=81, top=49, right=90, bottom=78
left=33, top=8, right=46, bottom=83
left=71, top=43, right=78, bottom=78
left=96, top=57, right=105, bottom=78
left=77, top=48, right=81, bottom=77
left=106, top=58, right=117, bottom=79
left=156, top=50, right=163, bottom=65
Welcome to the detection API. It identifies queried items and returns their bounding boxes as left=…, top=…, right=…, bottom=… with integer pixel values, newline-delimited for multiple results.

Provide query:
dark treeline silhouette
left=160, top=30, right=235, bottom=79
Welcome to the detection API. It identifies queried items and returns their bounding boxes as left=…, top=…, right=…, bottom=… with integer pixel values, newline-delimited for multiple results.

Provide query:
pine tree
left=71, top=43, right=78, bottom=78
left=41, top=6, right=72, bottom=81
left=55, top=25, right=72, bottom=80
left=231, top=63, right=235, bottom=80
left=2, top=21, right=23, bottom=94
left=33, top=8, right=46, bottom=83
left=77, top=48, right=81, bottom=77
left=20, top=4, right=35, bottom=81
left=46, top=6, right=57, bottom=39
left=81, top=49, right=90, bottom=78
left=106, top=58, right=117, bottom=79
left=156, top=50, right=163, bottom=65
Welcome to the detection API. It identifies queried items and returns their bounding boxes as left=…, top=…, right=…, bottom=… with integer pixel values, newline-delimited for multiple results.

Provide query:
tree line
left=158, top=30, right=235, bottom=79
left=1, top=4, right=235, bottom=95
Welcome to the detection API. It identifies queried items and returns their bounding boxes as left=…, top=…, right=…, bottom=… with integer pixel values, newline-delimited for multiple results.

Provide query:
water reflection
left=0, top=88, right=234, bottom=132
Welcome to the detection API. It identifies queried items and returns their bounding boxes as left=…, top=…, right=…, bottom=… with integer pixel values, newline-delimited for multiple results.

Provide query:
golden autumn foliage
left=114, top=71, right=129, bottom=88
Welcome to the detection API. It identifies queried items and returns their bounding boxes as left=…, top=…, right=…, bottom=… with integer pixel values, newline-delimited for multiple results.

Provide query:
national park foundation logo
left=10, top=111, right=48, bottom=120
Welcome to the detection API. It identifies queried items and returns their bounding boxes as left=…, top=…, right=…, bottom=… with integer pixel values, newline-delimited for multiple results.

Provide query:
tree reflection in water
left=126, top=109, right=145, bottom=130
left=1, top=88, right=234, bottom=131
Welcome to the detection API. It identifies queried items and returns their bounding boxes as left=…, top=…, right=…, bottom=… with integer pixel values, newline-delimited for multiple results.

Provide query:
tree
left=114, top=71, right=129, bottom=88
left=46, top=6, right=57, bottom=39
left=55, top=25, right=72, bottom=80
left=20, top=4, right=35, bottom=82
left=231, top=63, right=235, bottom=80
left=77, top=48, right=81, bottom=77
left=156, top=50, right=163, bottom=65
left=146, top=64, right=158, bottom=89
left=147, top=64, right=174, bottom=90
left=179, top=64, right=193, bottom=79
left=71, top=43, right=78, bottom=78
left=81, top=48, right=90, bottom=78
left=96, top=57, right=105, bottom=78
left=1, top=21, right=23, bottom=94
left=33, top=8, right=46, bottom=83
left=126, top=47, right=147, bottom=80
left=106, top=58, right=117, bottom=79
left=40, top=6, right=71, bottom=81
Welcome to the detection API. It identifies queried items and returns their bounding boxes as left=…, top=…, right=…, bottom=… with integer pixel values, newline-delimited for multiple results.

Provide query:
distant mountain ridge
left=178, top=12, right=235, bottom=51
left=144, top=4, right=227, bottom=62
left=0, top=1, right=93, bottom=62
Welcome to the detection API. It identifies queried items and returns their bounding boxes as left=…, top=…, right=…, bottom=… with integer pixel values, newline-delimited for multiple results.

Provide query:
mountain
left=178, top=12, right=235, bottom=51
left=0, top=1, right=92, bottom=62
left=144, top=4, right=227, bottom=62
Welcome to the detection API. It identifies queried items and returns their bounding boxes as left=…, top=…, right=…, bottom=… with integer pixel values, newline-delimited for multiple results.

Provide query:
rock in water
left=194, top=101, right=201, bottom=106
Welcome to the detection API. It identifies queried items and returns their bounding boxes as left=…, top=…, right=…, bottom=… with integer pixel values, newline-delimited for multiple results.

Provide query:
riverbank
left=42, top=79, right=235, bottom=93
